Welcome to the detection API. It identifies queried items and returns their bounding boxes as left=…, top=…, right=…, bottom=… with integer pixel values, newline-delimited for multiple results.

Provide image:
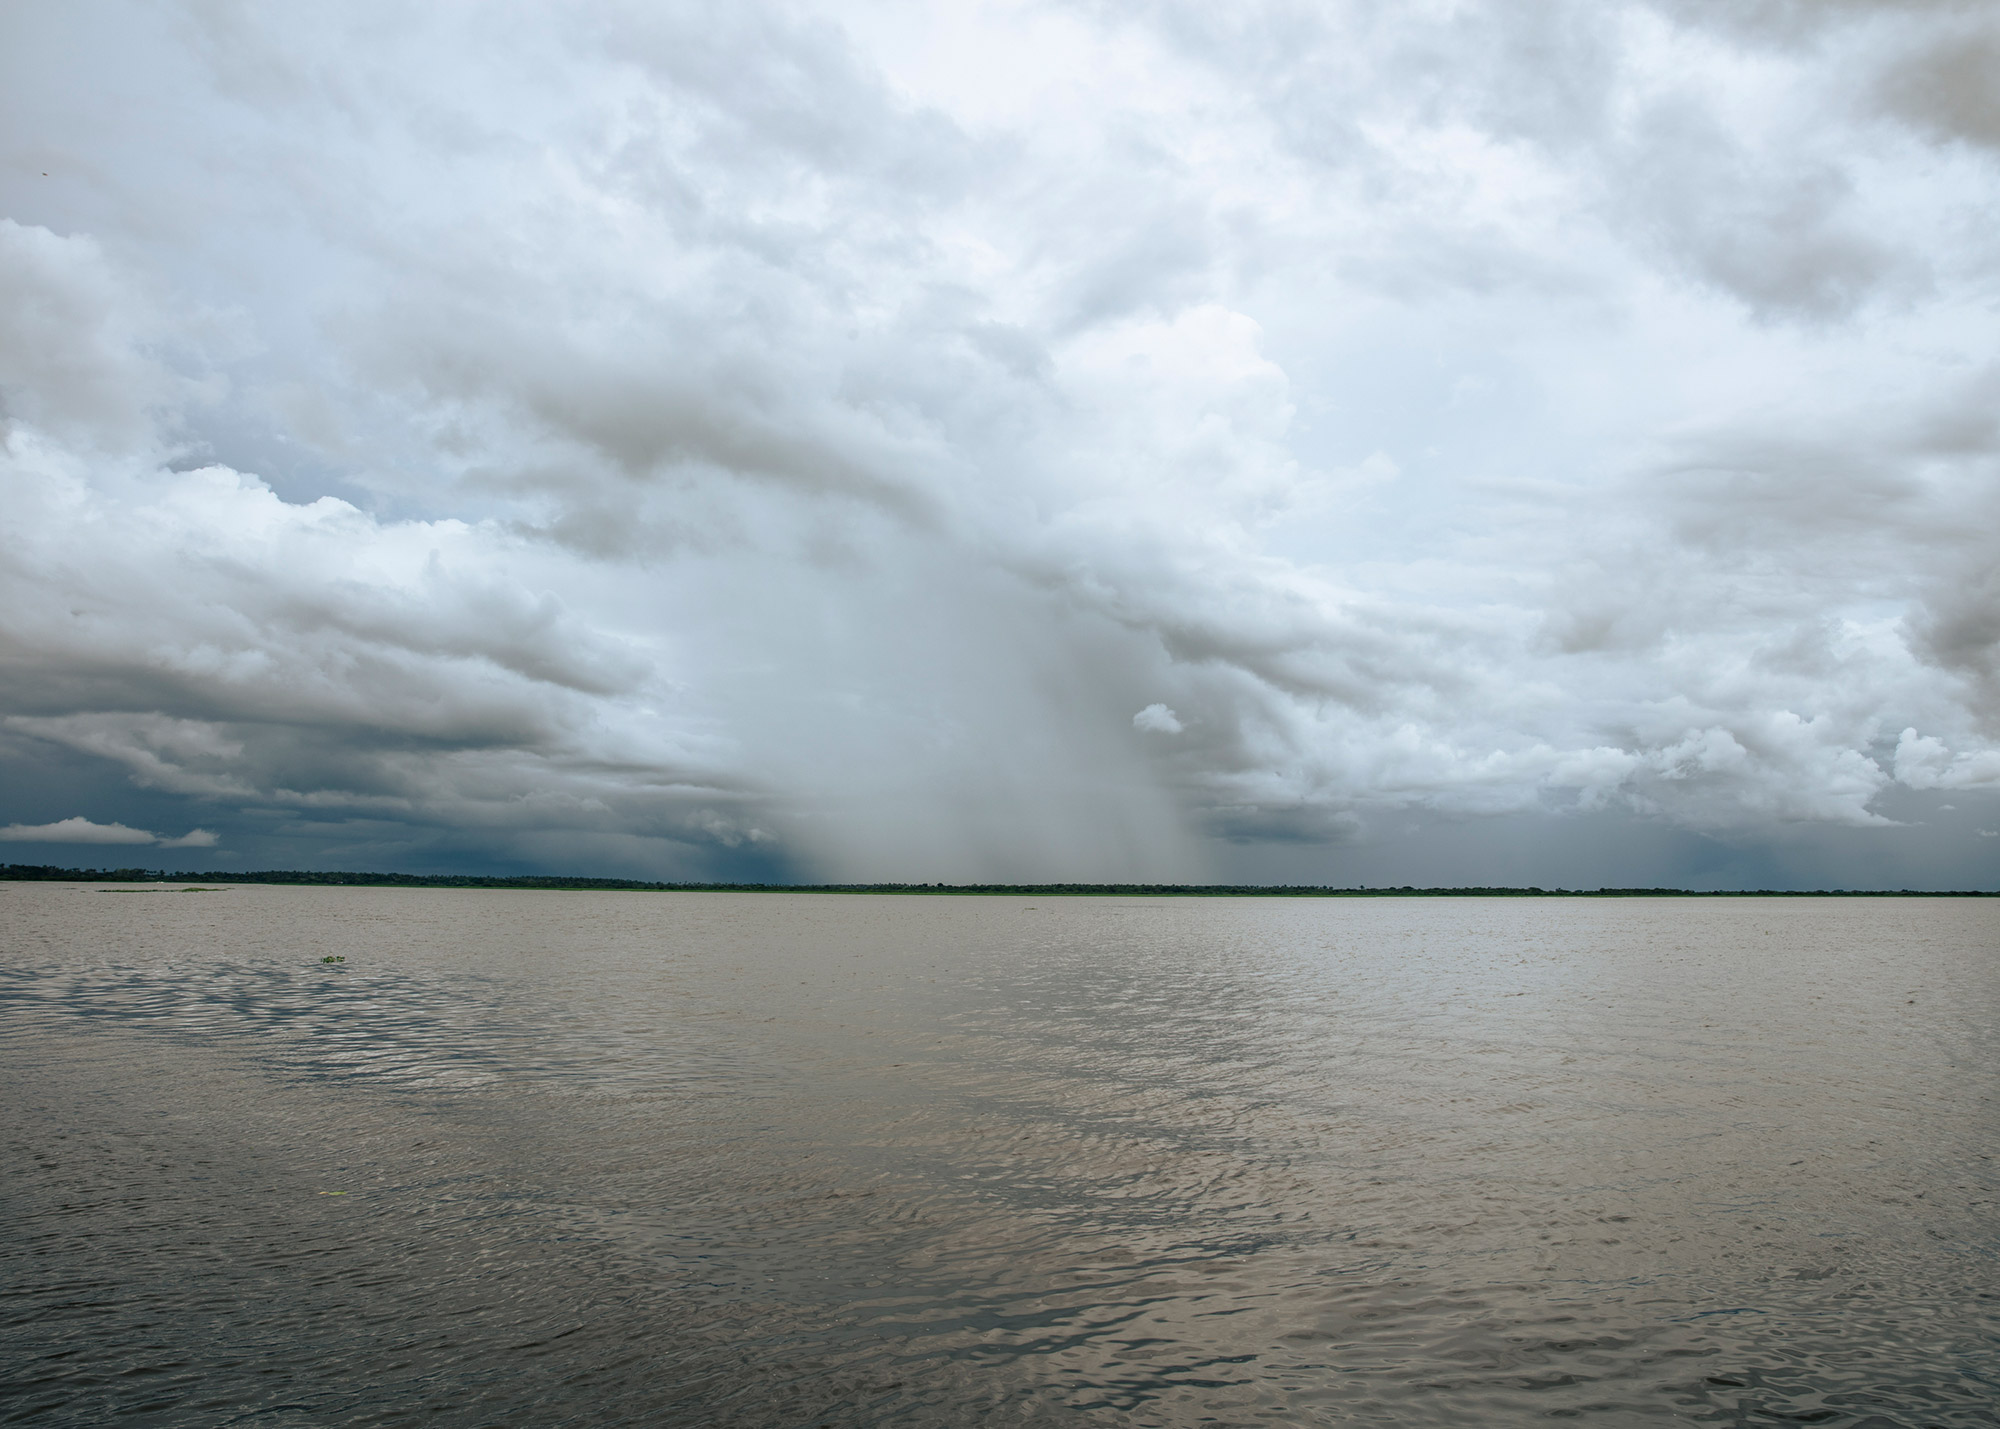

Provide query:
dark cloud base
left=1213, top=794, right=2000, bottom=893
left=6, top=708, right=1991, bottom=893
left=0, top=735, right=800, bottom=884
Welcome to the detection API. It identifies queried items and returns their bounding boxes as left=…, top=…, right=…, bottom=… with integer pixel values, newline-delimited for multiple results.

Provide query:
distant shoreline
left=2, top=864, right=1993, bottom=896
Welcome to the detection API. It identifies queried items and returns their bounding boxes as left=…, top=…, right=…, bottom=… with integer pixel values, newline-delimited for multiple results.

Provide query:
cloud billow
left=0, top=1, right=1994, bottom=886
left=0, top=816, right=215, bottom=848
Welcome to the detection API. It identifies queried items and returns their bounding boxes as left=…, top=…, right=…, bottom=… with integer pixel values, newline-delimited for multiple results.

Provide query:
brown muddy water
left=1, top=887, right=1995, bottom=1426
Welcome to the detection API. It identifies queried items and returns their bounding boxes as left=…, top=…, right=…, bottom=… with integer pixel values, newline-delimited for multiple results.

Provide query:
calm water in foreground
left=1, top=888, right=1995, bottom=1426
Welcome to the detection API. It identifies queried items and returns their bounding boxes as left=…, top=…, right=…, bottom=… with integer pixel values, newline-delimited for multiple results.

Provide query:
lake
left=2, top=887, right=1994, bottom=1425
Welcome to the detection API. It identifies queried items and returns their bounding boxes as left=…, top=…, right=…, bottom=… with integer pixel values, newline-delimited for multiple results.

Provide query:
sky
left=1, top=0, right=1997, bottom=889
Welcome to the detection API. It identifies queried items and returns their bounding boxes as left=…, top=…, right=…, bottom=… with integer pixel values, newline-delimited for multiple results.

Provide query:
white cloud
left=1134, top=704, right=1185, bottom=735
left=0, top=815, right=218, bottom=848
left=1894, top=729, right=2000, bottom=792
left=0, top=817, right=157, bottom=845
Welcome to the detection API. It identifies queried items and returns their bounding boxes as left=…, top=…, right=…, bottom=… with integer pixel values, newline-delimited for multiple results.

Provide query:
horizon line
left=2, top=864, right=1994, bottom=896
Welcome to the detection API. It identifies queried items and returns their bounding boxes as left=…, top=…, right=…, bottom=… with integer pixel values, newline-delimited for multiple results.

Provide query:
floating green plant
left=320, top=955, right=346, bottom=963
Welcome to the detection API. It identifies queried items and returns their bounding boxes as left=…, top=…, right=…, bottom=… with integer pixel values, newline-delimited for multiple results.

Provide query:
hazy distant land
left=2, top=864, right=1990, bottom=895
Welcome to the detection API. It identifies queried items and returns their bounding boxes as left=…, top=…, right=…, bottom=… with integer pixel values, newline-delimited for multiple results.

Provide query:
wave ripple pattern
left=2, top=888, right=1995, bottom=1426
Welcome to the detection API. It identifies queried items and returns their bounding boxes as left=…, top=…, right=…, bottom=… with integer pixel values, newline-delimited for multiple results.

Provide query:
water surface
left=2, top=888, right=1995, bottom=1425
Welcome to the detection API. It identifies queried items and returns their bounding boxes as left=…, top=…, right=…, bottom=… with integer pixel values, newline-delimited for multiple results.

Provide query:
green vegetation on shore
left=1, top=863, right=1991, bottom=895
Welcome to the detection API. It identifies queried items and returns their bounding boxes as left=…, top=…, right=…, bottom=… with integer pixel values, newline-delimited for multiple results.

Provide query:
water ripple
left=2, top=887, right=1996, bottom=1426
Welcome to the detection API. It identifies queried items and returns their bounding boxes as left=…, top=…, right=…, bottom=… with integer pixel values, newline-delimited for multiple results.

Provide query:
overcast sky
left=2, top=0, right=1997, bottom=888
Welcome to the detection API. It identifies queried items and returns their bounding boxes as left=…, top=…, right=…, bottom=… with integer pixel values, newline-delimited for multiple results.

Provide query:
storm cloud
left=1, top=0, right=1994, bottom=886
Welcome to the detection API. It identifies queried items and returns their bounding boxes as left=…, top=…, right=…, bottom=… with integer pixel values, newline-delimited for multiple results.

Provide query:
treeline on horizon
left=1, top=863, right=1991, bottom=896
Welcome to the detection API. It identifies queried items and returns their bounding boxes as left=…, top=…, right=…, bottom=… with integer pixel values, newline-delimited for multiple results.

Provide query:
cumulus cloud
left=0, top=816, right=205, bottom=846
left=1894, top=729, right=2000, bottom=791
left=0, top=0, right=1995, bottom=884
